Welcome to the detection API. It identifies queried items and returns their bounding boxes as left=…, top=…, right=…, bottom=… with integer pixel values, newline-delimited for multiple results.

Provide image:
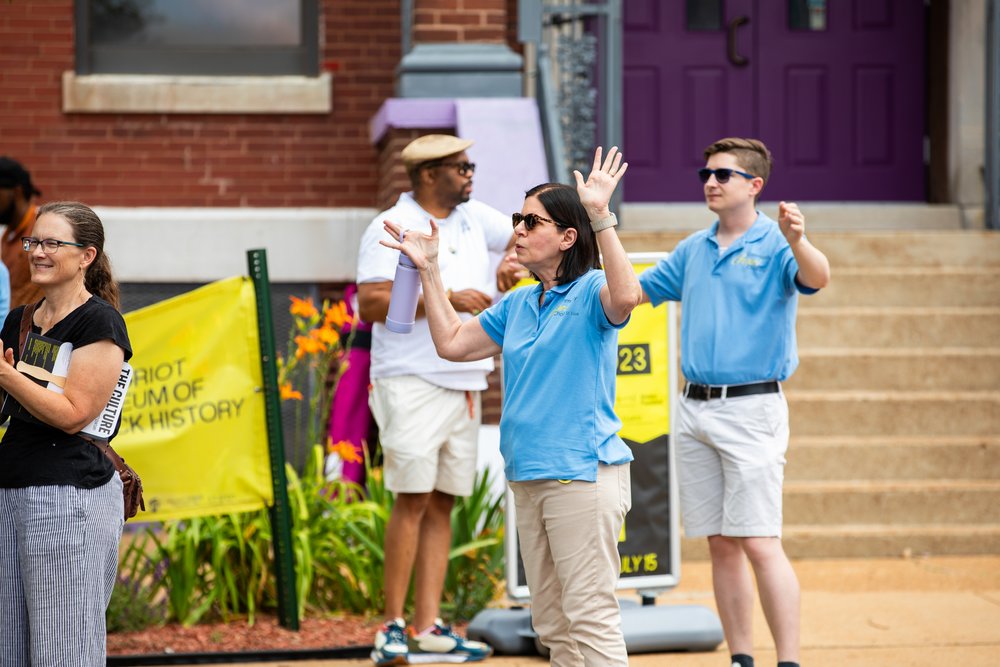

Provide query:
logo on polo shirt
left=732, top=253, right=765, bottom=268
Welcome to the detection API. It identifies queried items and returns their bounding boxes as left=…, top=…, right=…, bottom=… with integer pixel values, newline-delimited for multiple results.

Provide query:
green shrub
left=107, top=532, right=167, bottom=633
left=111, top=444, right=506, bottom=629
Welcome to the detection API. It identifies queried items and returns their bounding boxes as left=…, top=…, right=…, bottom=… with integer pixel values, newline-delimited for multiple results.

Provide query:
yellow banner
left=116, top=276, right=273, bottom=521
left=614, top=262, right=670, bottom=443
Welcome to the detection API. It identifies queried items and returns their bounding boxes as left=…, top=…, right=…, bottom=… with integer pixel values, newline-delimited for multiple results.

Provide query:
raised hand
left=778, top=201, right=806, bottom=246
left=380, top=219, right=439, bottom=270
left=573, top=146, right=628, bottom=218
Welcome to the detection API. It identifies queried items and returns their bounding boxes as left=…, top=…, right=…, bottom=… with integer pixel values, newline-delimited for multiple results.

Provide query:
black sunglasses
left=425, top=160, right=476, bottom=177
left=512, top=212, right=563, bottom=231
left=698, top=167, right=757, bottom=184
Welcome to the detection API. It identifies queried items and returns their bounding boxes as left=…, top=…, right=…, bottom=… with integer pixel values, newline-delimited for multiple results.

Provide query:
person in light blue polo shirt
left=639, top=138, right=830, bottom=667
left=381, top=146, right=642, bottom=667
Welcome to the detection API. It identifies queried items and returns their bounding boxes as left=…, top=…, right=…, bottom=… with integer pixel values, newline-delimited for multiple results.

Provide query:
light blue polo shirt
left=479, top=269, right=634, bottom=483
left=639, top=212, right=818, bottom=385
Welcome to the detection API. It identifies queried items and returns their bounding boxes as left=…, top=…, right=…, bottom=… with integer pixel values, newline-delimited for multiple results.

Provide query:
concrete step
left=680, top=524, right=1000, bottom=560
left=809, top=231, right=1000, bottom=268
left=619, top=230, right=1000, bottom=267
left=801, top=267, right=1000, bottom=308
left=788, top=391, right=1000, bottom=437
left=797, top=307, right=1000, bottom=348
left=620, top=202, right=966, bottom=232
left=784, top=348, right=1000, bottom=391
left=785, top=436, right=1000, bottom=481
left=781, top=480, right=1000, bottom=525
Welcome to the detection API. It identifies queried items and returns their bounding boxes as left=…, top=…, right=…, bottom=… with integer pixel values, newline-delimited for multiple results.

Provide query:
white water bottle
left=385, top=237, right=419, bottom=334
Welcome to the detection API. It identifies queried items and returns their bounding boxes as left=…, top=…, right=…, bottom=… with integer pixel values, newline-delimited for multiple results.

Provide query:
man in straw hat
left=357, top=134, right=519, bottom=665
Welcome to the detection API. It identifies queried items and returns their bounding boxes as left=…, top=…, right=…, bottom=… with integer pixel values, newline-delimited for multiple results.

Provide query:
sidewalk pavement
left=180, top=555, right=1000, bottom=667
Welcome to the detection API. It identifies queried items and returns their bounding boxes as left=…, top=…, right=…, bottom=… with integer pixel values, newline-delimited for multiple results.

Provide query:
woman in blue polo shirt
left=381, top=146, right=642, bottom=666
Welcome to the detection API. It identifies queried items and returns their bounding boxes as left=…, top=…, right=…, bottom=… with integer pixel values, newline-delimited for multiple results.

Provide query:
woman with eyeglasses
left=382, top=146, right=641, bottom=666
left=0, top=201, right=131, bottom=664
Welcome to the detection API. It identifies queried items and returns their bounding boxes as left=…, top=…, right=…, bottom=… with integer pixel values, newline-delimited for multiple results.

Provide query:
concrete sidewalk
left=185, top=555, right=1000, bottom=667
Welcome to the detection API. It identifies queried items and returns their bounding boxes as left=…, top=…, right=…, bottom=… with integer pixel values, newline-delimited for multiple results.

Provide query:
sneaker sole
left=370, top=649, right=408, bottom=666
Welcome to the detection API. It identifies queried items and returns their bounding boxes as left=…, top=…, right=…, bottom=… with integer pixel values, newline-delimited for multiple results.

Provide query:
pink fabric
left=327, top=285, right=374, bottom=485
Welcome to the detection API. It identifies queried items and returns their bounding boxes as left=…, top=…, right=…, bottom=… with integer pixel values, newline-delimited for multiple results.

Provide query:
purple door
left=623, top=0, right=926, bottom=202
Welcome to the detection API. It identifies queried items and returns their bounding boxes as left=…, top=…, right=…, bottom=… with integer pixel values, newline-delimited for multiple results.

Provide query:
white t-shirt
left=356, top=192, right=512, bottom=390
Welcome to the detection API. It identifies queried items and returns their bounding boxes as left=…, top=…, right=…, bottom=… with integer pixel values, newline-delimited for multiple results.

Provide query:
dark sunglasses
left=512, top=212, right=563, bottom=231
left=426, top=160, right=476, bottom=177
left=698, top=167, right=756, bottom=184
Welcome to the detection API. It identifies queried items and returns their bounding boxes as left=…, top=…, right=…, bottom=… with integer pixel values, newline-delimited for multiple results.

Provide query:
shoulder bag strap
left=18, top=303, right=36, bottom=355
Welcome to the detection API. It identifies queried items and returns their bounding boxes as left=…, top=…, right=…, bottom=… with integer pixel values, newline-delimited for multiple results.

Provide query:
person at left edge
left=357, top=134, right=518, bottom=665
left=0, top=157, right=43, bottom=310
left=0, top=202, right=132, bottom=666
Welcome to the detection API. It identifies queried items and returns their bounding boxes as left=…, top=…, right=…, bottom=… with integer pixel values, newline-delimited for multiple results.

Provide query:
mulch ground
left=107, top=615, right=474, bottom=657
left=107, top=613, right=382, bottom=655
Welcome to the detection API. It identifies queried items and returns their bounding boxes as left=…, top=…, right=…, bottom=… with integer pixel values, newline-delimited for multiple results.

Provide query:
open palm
left=574, top=146, right=628, bottom=215
left=380, top=219, right=439, bottom=270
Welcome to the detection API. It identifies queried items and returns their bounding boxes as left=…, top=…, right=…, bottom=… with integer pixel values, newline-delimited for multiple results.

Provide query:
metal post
left=988, top=0, right=1000, bottom=229
left=401, top=0, right=413, bottom=57
left=247, top=249, right=300, bottom=631
left=604, top=0, right=623, bottom=213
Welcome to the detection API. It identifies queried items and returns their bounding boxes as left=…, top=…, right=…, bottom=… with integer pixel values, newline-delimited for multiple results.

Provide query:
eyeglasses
left=698, top=167, right=757, bottom=184
left=427, top=161, right=476, bottom=177
left=512, top=212, right=563, bottom=231
left=22, top=237, right=86, bottom=254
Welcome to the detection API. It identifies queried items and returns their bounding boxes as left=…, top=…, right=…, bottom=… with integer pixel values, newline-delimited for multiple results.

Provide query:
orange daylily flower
left=294, top=334, right=324, bottom=359
left=328, top=439, right=364, bottom=465
left=279, top=382, right=303, bottom=400
left=312, top=325, right=340, bottom=346
left=324, top=301, right=350, bottom=330
left=289, top=296, right=319, bottom=319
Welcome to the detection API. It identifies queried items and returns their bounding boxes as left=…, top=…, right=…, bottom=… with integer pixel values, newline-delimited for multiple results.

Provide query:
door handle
left=727, top=16, right=750, bottom=67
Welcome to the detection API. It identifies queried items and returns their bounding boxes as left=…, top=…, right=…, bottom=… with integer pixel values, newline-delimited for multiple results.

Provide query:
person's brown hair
left=37, top=201, right=121, bottom=309
left=704, top=137, right=774, bottom=187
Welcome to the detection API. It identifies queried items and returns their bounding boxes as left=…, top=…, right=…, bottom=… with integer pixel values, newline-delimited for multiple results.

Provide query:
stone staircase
left=618, top=229, right=1000, bottom=560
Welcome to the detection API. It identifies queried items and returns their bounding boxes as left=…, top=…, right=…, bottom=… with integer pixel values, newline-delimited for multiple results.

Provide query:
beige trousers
left=510, top=463, right=632, bottom=666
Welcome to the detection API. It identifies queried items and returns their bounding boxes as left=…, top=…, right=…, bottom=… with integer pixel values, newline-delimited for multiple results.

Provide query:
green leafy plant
left=443, top=467, right=506, bottom=620
left=107, top=532, right=167, bottom=633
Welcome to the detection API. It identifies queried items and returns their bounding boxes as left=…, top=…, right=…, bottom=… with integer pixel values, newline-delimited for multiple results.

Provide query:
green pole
left=247, top=248, right=300, bottom=631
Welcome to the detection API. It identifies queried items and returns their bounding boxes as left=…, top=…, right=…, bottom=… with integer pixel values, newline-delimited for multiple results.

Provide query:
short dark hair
left=704, top=137, right=773, bottom=185
left=523, top=183, right=601, bottom=285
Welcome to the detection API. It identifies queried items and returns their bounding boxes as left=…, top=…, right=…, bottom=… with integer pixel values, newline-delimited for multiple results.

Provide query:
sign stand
left=247, top=249, right=300, bottom=631
left=467, top=254, right=722, bottom=655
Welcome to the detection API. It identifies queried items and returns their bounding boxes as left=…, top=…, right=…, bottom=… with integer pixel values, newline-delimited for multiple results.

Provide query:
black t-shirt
left=0, top=297, right=133, bottom=489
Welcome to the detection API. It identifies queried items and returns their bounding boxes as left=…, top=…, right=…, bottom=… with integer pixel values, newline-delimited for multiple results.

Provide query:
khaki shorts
left=369, top=375, right=481, bottom=496
left=675, top=391, right=789, bottom=538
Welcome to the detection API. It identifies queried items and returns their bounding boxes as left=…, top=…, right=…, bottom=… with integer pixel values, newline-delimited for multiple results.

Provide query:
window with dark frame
left=75, top=0, right=319, bottom=76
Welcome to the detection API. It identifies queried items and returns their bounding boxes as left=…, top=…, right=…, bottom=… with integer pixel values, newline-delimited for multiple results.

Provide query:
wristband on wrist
left=590, top=212, right=618, bottom=233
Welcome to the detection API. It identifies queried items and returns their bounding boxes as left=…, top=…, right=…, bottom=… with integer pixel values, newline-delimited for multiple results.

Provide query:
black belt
left=684, top=381, right=780, bottom=401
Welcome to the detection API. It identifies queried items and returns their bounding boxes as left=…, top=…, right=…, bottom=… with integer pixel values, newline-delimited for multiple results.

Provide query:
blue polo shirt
left=639, top=213, right=818, bottom=385
left=479, top=269, right=634, bottom=482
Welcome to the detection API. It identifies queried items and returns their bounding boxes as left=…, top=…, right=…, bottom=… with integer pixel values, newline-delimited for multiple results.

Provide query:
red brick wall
left=0, top=0, right=400, bottom=208
left=413, top=0, right=508, bottom=44
left=375, top=128, right=426, bottom=212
